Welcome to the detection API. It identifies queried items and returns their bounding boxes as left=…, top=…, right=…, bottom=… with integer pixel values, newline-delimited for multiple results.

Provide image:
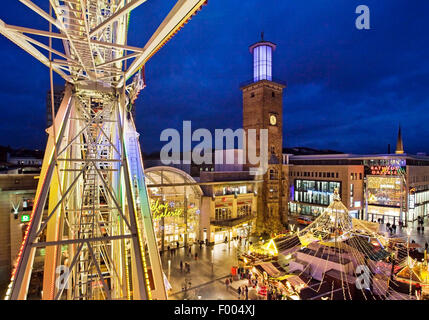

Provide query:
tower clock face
left=270, top=115, right=277, bottom=126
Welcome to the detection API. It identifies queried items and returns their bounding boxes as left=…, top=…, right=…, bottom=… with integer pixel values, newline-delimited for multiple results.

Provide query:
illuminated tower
left=241, top=33, right=286, bottom=234
left=251, top=33, right=275, bottom=82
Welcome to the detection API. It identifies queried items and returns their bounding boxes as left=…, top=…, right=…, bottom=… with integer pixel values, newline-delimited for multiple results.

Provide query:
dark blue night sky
left=0, top=0, right=428, bottom=155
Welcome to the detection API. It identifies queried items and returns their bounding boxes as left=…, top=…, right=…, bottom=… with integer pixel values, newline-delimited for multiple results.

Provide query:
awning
left=257, top=262, right=284, bottom=278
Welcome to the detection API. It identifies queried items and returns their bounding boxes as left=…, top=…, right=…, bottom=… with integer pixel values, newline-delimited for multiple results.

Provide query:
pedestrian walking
left=238, top=286, right=241, bottom=299
left=180, top=260, right=183, bottom=273
left=188, top=246, right=192, bottom=256
left=176, top=241, right=179, bottom=249
left=245, top=285, right=249, bottom=300
left=194, top=252, right=198, bottom=260
left=225, top=278, right=230, bottom=290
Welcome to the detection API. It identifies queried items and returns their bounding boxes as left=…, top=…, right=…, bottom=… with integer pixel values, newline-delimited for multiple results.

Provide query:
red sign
left=370, top=165, right=403, bottom=176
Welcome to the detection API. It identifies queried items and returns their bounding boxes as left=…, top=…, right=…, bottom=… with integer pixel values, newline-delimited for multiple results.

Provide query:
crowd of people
left=224, top=266, right=289, bottom=300
left=375, top=215, right=427, bottom=236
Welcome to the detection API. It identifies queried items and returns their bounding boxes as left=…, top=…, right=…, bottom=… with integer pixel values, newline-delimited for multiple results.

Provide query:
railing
left=240, top=78, right=287, bottom=88
left=214, top=191, right=254, bottom=197
left=210, top=213, right=256, bottom=227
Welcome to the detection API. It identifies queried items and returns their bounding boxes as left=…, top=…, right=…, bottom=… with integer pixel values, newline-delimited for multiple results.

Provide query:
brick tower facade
left=241, top=36, right=286, bottom=235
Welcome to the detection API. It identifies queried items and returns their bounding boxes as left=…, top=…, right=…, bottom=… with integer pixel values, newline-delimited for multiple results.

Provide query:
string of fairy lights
left=250, top=189, right=419, bottom=300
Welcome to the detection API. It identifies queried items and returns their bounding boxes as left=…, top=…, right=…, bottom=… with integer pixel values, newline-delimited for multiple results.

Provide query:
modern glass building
left=145, top=166, right=202, bottom=250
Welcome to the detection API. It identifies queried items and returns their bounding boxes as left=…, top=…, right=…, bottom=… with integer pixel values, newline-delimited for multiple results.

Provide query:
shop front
left=145, top=166, right=202, bottom=250
left=366, top=175, right=404, bottom=224
left=209, top=195, right=256, bottom=244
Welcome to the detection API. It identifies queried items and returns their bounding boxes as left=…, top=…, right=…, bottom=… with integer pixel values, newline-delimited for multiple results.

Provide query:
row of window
left=350, top=172, right=363, bottom=180
left=293, top=180, right=341, bottom=206
left=290, top=171, right=339, bottom=179
left=215, top=208, right=232, bottom=221
left=15, top=160, right=41, bottom=165
left=216, top=185, right=248, bottom=196
left=410, top=175, right=429, bottom=183
left=238, top=205, right=252, bottom=217
left=295, top=180, right=341, bottom=193
left=289, top=171, right=364, bottom=181
left=294, top=191, right=333, bottom=206
left=215, top=204, right=252, bottom=221
left=415, top=190, right=429, bottom=205
left=289, top=203, right=324, bottom=217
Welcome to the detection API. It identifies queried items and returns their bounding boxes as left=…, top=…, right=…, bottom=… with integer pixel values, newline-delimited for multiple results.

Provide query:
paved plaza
left=161, top=240, right=248, bottom=300
left=378, top=219, right=429, bottom=247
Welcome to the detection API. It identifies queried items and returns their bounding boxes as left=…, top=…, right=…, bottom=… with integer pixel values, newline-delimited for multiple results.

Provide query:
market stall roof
left=280, top=275, right=308, bottom=291
left=255, top=262, right=285, bottom=278
left=344, top=236, right=390, bottom=261
left=274, top=235, right=301, bottom=254
left=299, top=281, right=345, bottom=300
left=396, top=264, right=424, bottom=283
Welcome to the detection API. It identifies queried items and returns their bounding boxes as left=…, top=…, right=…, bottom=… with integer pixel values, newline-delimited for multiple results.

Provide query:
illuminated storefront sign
left=369, top=165, right=405, bottom=175
left=21, top=214, right=30, bottom=223
left=364, top=159, right=406, bottom=176
left=150, top=200, right=183, bottom=220
left=367, top=176, right=402, bottom=207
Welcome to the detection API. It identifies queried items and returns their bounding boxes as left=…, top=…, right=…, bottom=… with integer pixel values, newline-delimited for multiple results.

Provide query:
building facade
left=199, top=171, right=262, bottom=244
left=286, top=152, right=429, bottom=225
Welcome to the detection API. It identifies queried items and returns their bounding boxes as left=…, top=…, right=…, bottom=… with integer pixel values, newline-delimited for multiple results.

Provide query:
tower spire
left=395, top=125, right=404, bottom=154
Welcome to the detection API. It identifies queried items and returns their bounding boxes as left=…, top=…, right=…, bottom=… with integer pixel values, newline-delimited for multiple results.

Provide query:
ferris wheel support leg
left=116, top=102, right=150, bottom=300
left=135, top=146, right=167, bottom=299
left=41, top=165, right=62, bottom=300
left=42, top=104, right=77, bottom=300
left=7, top=86, right=73, bottom=300
left=126, top=117, right=167, bottom=299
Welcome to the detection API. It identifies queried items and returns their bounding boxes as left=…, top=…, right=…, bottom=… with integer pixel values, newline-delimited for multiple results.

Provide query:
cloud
left=1, top=0, right=428, bottom=156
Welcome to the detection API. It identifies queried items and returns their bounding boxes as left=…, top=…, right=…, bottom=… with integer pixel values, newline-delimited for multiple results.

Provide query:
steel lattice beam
left=1, top=0, right=207, bottom=301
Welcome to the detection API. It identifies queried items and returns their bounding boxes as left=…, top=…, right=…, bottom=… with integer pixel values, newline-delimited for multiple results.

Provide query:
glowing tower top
left=249, top=32, right=277, bottom=82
